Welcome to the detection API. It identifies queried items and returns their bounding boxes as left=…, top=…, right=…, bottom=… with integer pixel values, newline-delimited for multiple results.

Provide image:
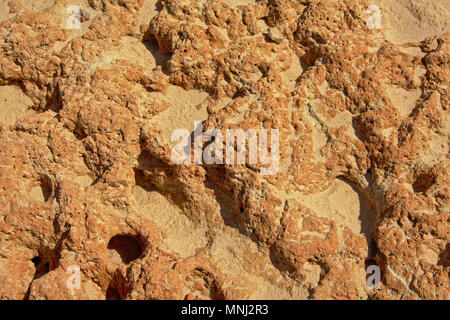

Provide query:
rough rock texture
left=0, top=0, right=448, bottom=300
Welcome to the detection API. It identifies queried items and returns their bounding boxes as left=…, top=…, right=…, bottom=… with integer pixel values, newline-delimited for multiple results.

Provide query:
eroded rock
left=0, top=0, right=448, bottom=300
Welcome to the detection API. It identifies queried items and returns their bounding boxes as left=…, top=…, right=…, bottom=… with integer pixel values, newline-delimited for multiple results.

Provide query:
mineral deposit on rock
left=0, top=0, right=448, bottom=300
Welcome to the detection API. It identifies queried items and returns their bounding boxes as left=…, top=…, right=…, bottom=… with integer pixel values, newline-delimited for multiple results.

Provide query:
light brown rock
left=0, top=0, right=448, bottom=300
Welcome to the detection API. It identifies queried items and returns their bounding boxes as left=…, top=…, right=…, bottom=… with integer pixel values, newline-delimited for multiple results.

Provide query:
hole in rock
left=30, top=255, right=50, bottom=280
left=107, top=234, right=143, bottom=265
left=25, top=244, right=63, bottom=299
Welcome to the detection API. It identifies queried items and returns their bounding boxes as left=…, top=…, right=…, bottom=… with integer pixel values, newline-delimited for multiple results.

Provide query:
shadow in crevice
left=351, top=116, right=366, bottom=142
left=136, top=149, right=170, bottom=172
left=412, top=170, right=436, bottom=193
left=106, top=272, right=128, bottom=300
left=268, top=244, right=298, bottom=276
left=338, top=177, right=379, bottom=260
left=44, top=84, right=62, bottom=113
left=142, top=35, right=171, bottom=73
left=38, top=175, right=53, bottom=202
left=133, top=148, right=188, bottom=211
left=203, top=166, right=250, bottom=239
left=438, top=243, right=449, bottom=268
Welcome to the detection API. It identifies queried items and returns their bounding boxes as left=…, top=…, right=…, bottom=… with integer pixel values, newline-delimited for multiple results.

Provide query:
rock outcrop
left=0, top=0, right=448, bottom=300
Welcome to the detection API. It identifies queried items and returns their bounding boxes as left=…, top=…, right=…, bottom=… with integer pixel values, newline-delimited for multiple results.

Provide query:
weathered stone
left=0, top=0, right=448, bottom=300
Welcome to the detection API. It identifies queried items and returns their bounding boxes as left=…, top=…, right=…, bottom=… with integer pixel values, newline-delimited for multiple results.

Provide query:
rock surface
left=0, top=0, right=448, bottom=300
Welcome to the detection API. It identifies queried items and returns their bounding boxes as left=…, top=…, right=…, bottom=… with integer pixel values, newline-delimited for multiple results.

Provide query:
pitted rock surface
left=0, top=0, right=448, bottom=300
